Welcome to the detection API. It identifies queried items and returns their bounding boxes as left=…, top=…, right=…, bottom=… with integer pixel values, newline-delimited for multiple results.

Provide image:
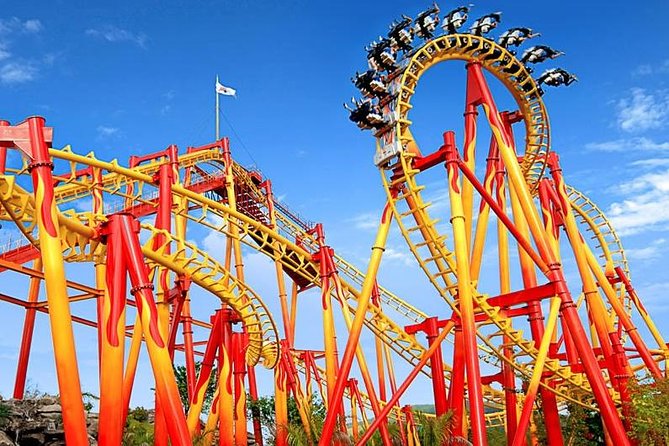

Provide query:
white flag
left=216, top=80, right=236, bottom=97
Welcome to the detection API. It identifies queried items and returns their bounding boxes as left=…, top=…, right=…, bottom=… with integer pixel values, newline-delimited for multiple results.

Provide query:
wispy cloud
left=616, top=88, right=669, bottom=132
left=635, top=281, right=669, bottom=311
left=23, top=19, right=42, bottom=33
left=0, top=61, right=37, bottom=84
left=0, top=42, right=10, bottom=61
left=85, top=26, right=148, bottom=49
left=632, top=59, right=669, bottom=76
left=0, top=17, right=44, bottom=84
left=0, top=17, right=43, bottom=34
left=160, top=90, right=175, bottom=115
left=625, top=239, right=666, bottom=261
left=96, top=125, right=120, bottom=139
left=607, top=168, right=669, bottom=235
left=383, top=247, right=413, bottom=266
left=348, top=212, right=381, bottom=230
left=631, top=158, right=669, bottom=168
left=586, top=137, right=669, bottom=152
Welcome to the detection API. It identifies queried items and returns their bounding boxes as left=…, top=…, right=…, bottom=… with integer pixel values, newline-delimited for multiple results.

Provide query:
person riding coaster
left=441, top=6, right=470, bottom=34
left=414, top=3, right=441, bottom=39
left=536, top=68, right=578, bottom=88
left=498, top=27, right=540, bottom=50
left=388, top=15, right=414, bottom=52
left=469, top=12, right=502, bottom=36
left=521, top=45, right=564, bottom=65
left=344, top=98, right=387, bottom=130
left=352, top=70, right=388, bottom=99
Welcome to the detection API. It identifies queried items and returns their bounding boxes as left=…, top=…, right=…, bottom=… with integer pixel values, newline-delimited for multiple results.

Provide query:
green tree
left=123, top=408, right=155, bottom=446
left=174, top=362, right=217, bottom=413
left=413, top=411, right=455, bottom=446
left=628, top=377, right=669, bottom=445
left=247, top=394, right=327, bottom=444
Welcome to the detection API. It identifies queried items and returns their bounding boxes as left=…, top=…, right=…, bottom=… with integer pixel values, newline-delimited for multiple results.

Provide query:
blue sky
left=1, top=0, right=669, bottom=412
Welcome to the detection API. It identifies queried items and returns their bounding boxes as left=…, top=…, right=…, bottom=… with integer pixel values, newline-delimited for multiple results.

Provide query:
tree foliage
left=628, top=377, right=669, bottom=445
left=122, top=408, right=154, bottom=446
left=414, top=411, right=455, bottom=446
left=173, top=362, right=218, bottom=413
left=247, top=394, right=327, bottom=444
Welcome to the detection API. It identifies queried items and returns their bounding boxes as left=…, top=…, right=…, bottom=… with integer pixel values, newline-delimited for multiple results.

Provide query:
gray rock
left=38, top=404, right=62, bottom=414
left=0, top=431, right=14, bottom=446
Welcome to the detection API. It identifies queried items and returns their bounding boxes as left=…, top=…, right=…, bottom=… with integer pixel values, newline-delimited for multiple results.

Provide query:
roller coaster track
left=375, top=34, right=599, bottom=405
left=0, top=174, right=279, bottom=368
left=0, top=144, right=523, bottom=414
left=1, top=139, right=649, bottom=410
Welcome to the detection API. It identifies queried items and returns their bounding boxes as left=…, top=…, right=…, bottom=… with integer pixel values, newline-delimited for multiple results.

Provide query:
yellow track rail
left=0, top=174, right=279, bottom=368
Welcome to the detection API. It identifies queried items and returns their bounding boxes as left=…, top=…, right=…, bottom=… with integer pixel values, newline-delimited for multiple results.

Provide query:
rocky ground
left=0, top=397, right=98, bottom=446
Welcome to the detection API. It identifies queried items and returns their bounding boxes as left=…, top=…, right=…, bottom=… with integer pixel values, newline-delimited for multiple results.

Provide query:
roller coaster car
left=521, top=45, right=564, bottom=65
left=441, top=6, right=470, bottom=34
left=366, top=39, right=398, bottom=72
left=413, top=4, right=441, bottom=39
left=536, top=68, right=578, bottom=88
left=344, top=98, right=386, bottom=130
left=388, top=16, right=414, bottom=52
left=469, top=12, right=502, bottom=36
left=352, top=70, right=388, bottom=99
left=498, top=27, right=539, bottom=48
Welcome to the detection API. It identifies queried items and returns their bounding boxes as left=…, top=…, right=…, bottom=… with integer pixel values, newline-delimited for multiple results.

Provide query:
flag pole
left=215, top=75, right=220, bottom=140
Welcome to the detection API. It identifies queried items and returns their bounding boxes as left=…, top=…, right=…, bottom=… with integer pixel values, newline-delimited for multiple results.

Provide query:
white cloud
left=632, top=60, right=669, bottom=76
left=85, top=26, right=148, bottom=48
left=607, top=169, right=669, bottom=235
left=382, top=247, right=413, bottom=266
left=96, top=125, right=119, bottom=139
left=633, top=64, right=653, bottom=76
left=0, top=17, right=46, bottom=85
left=0, top=61, right=36, bottom=84
left=0, top=17, right=43, bottom=34
left=630, top=158, right=669, bottom=168
left=0, top=42, right=10, bottom=61
left=586, top=137, right=669, bottom=152
left=625, top=239, right=666, bottom=261
left=348, top=212, right=381, bottom=230
left=616, top=88, right=669, bottom=132
left=23, top=19, right=42, bottom=33
left=634, top=281, right=669, bottom=312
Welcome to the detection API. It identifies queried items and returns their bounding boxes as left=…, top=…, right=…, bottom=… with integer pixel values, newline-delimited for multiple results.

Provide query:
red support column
left=274, top=358, right=289, bottom=446
left=187, top=311, right=222, bottom=433
left=181, top=293, right=197, bottom=399
left=247, top=366, right=264, bottom=446
left=447, top=323, right=466, bottom=438
left=233, top=332, right=248, bottom=446
left=355, top=320, right=455, bottom=445
left=112, top=214, right=192, bottom=445
left=98, top=218, right=129, bottom=446
left=153, top=161, right=175, bottom=446
left=405, top=317, right=449, bottom=416
left=13, top=259, right=42, bottom=399
left=444, top=131, right=488, bottom=446
left=316, top=207, right=395, bottom=446
left=2, top=117, right=90, bottom=445
left=466, top=60, right=630, bottom=444
left=219, top=308, right=236, bottom=446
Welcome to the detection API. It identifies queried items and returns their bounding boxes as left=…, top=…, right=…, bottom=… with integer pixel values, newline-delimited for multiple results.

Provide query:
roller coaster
left=0, top=4, right=666, bottom=446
